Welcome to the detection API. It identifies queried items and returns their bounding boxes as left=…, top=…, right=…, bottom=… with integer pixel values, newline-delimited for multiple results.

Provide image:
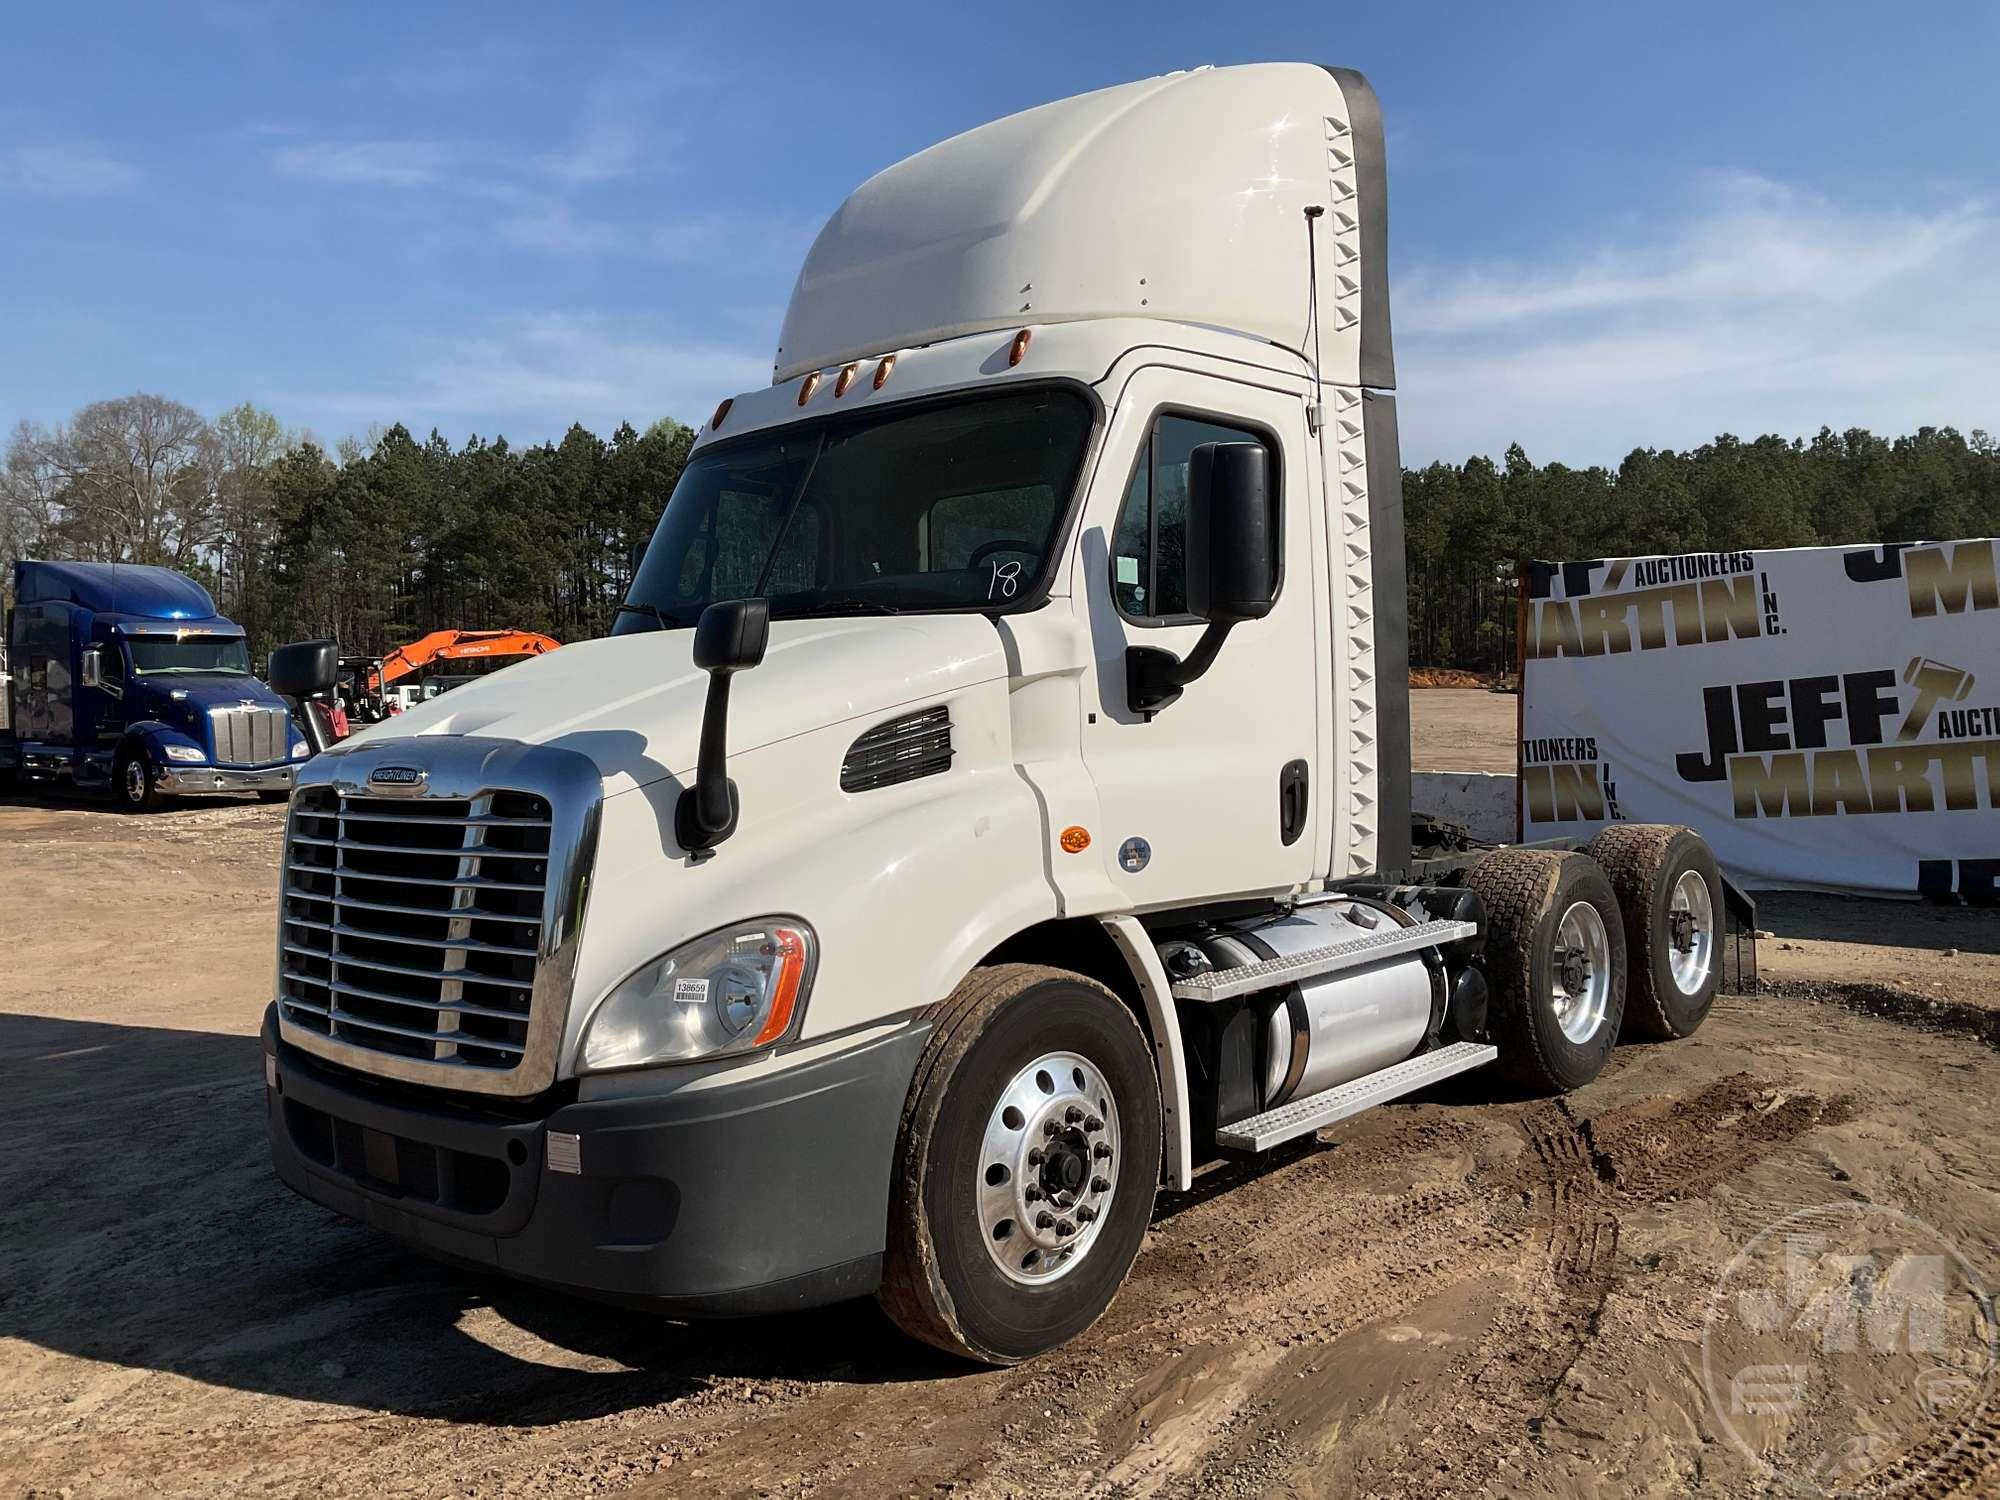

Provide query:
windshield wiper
left=773, top=598, right=904, bottom=618
left=615, top=602, right=680, bottom=629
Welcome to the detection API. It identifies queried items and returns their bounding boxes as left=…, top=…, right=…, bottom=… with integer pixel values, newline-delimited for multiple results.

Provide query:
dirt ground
left=1410, top=686, right=1521, bottom=775
left=2, top=783, right=1996, bottom=1498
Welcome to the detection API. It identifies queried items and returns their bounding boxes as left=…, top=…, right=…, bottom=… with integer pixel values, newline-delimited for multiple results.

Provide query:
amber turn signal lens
left=1009, top=328, right=1032, bottom=367
left=1059, top=825, right=1091, bottom=854
left=797, top=371, right=821, bottom=406
left=750, top=926, right=811, bottom=1047
left=709, top=397, right=732, bottom=431
left=872, top=355, right=895, bottom=390
left=834, top=363, right=858, bottom=398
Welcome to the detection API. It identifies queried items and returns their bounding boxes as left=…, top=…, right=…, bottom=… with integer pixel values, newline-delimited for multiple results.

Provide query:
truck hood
left=335, top=614, right=1009, bottom=797
left=129, top=674, right=289, bottom=732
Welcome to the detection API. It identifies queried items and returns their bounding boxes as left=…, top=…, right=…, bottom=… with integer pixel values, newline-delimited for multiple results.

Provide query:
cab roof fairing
left=771, top=62, right=1393, bottom=394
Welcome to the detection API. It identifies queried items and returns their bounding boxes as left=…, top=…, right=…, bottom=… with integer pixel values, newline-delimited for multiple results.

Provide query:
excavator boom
left=377, top=629, right=561, bottom=687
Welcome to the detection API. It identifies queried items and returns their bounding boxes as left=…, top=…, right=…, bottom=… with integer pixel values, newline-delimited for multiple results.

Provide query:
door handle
left=1279, top=759, right=1309, bottom=846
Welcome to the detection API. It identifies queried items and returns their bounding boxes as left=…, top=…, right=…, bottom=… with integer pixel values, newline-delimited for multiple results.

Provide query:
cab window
left=1111, top=413, right=1276, bottom=621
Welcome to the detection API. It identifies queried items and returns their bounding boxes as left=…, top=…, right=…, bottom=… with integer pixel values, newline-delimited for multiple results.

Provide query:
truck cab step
left=1167, top=918, right=1477, bottom=1002
left=1214, top=1041, right=1498, bottom=1151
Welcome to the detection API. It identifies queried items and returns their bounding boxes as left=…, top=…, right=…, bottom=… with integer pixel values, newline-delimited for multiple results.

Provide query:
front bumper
left=263, top=1006, right=931, bottom=1316
left=157, top=763, right=297, bottom=795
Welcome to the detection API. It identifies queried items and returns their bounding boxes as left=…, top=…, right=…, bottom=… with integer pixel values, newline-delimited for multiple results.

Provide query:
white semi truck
left=263, top=63, right=1729, bottom=1364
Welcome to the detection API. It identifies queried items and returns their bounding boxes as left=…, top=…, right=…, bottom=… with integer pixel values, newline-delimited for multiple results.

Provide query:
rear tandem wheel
left=1585, top=824, right=1723, bottom=1040
left=1463, top=849, right=1629, bottom=1093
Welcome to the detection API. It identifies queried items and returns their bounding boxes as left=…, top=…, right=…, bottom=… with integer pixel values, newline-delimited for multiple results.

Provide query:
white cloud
left=1395, top=174, right=2000, bottom=465
left=269, top=138, right=463, bottom=189
left=268, top=50, right=690, bottom=209
left=293, top=314, right=770, bottom=439
left=0, top=141, right=140, bottom=194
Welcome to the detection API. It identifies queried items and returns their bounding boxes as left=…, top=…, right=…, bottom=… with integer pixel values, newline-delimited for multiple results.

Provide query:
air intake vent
left=842, top=705, right=953, bottom=793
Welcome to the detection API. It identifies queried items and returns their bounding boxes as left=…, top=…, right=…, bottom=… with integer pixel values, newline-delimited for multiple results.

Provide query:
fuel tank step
left=1167, top=918, right=1478, bottom=1002
left=1214, top=1041, right=1499, bottom=1151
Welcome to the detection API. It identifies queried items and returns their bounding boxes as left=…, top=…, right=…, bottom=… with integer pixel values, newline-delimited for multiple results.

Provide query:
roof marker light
left=872, top=355, right=896, bottom=390
left=797, top=371, right=821, bottom=406
left=834, top=362, right=859, bottom=398
left=709, top=398, right=733, bottom=432
left=1009, top=328, right=1032, bottom=367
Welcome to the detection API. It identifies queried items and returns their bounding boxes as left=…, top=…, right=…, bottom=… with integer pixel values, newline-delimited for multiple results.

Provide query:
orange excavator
left=375, top=629, right=562, bottom=693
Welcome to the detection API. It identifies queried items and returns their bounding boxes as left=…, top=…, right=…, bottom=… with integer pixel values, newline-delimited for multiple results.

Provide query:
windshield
left=615, top=387, right=1094, bottom=631
left=127, top=635, right=251, bottom=676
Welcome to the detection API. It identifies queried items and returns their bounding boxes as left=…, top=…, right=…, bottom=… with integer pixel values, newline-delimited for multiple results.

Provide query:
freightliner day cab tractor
left=2, top=560, right=308, bottom=809
left=264, top=64, right=1729, bottom=1363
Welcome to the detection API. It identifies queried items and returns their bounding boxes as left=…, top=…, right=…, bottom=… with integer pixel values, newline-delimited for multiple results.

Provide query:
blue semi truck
left=0, top=560, right=307, bottom=809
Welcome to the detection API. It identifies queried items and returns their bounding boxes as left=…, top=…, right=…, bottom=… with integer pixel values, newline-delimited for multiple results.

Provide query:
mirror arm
left=676, top=671, right=741, bottom=852
left=674, top=597, right=770, bottom=857
left=1125, top=621, right=1235, bottom=716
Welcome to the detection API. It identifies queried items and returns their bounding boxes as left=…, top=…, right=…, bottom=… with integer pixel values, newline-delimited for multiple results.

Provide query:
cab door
left=1076, top=367, right=1323, bottom=906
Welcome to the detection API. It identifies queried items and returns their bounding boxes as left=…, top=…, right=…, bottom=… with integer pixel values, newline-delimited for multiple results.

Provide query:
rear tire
left=1464, top=850, right=1627, bottom=1093
left=114, top=749, right=165, bottom=813
left=878, top=963, right=1161, bottom=1365
left=1585, top=824, right=1722, bottom=1039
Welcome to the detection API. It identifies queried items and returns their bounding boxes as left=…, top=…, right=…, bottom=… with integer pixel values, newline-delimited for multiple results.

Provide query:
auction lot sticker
left=1702, top=1201, right=1997, bottom=1495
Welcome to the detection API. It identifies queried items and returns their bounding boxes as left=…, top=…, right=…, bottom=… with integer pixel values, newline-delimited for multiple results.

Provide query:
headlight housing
left=578, top=919, right=816, bottom=1072
left=291, top=740, right=310, bottom=758
left=163, top=743, right=207, bottom=763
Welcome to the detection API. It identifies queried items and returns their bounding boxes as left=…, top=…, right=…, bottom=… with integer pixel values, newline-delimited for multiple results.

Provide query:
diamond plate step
left=1167, top=919, right=1477, bottom=1002
left=1215, top=1042, right=1499, bottom=1151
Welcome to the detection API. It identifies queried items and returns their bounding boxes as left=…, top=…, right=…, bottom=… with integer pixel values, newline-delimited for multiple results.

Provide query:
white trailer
left=263, top=63, right=1728, bottom=1363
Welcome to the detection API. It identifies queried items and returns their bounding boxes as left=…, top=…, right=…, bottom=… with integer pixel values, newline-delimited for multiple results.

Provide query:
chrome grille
left=277, top=786, right=552, bottom=1073
left=841, top=705, right=953, bottom=793
left=211, top=704, right=289, bottom=765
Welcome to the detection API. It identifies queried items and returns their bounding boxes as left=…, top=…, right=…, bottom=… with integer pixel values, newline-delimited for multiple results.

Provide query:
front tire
left=1464, top=850, right=1628, bottom=1093
left=114, top=750, right=165, bottom=813
left=879, top=964, right=1161, bottom=1365
left=1585, top=824, right=1722, bottom=1039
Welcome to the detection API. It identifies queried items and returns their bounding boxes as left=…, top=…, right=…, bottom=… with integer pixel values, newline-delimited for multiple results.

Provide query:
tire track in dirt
left=1134, top=1077, right=1841, bottom=1499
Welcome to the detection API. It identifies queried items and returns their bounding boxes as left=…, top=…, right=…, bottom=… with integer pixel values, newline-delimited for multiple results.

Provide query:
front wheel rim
left=1551, top=900, right=1612, bottom=1044
left=124, top=761, right=147, bottom=803
left=1668, top=869, right=1715, bottom=995
left=977, top=1050, right=1122, bottom=1285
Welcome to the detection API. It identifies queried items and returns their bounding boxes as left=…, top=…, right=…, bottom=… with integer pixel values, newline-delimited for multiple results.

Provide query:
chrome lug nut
left=1024, top=1185, right=1041, bottom=1202
left=1055, top=1219, right=1076, bottom=1238
left=1085, top=1116, right=1103, bottom=1133
left=1075, top=1204, right=1097, bottom=1223
left=1036, top=1211, right=1056, bottom=1229
left=1065, top=1105, right=1085, bottom=1124
left=1093, top=1142, right=1113, bottom=1160
left=1091, top=1176, right=1111, bottom=1193
left=1043, top=1120, right=1060, bottom=1137
left=1027, top=1147, right=1045, bottom=1166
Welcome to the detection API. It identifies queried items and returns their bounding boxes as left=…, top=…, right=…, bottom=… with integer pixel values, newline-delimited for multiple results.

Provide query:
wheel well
left=980, top=918, right=1152, bottom=1048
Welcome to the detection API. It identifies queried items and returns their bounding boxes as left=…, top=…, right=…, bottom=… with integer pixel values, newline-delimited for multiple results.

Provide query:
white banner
left=1519, top=539, right=2000, bottom=898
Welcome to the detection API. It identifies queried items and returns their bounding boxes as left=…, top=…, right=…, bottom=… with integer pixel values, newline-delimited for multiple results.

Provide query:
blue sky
left=2, top=2, right=1995, bottom=465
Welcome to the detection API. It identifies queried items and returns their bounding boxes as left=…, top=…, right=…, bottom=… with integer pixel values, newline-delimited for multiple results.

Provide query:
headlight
left=291, top=740, right=310, bottom=758
left=578, top=919, right=816, bottom=1072
left=163, top=744, right=207, bottom=763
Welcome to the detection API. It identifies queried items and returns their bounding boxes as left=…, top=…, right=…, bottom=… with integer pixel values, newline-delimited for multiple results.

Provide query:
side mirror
left=1185, top=442, right=1278, bottom=623
left=80, top=645, right=103, bottom=689
left=267, top=638, right=340, bottom=699
left=676, top=598, right=771, bottom=855
left=692, top=595, right=771, bottom=675
left=1126, top=442, right=1277, bottom=714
